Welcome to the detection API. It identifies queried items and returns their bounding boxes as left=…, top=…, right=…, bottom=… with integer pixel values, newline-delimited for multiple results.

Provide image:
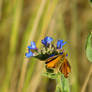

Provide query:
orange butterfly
left=45, top=53, right=71, bottom=78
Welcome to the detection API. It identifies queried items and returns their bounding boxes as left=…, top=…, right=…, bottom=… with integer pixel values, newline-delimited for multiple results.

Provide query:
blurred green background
left=0, top=0, right=92, bottom=92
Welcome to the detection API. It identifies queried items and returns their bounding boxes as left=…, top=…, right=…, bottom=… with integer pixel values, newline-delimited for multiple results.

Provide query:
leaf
left=90, top=0, right=92, bottom=3
left=42, top=72, right=58, bottom=79
left=85, top=32, right=92, bottom=62
left=89, top=0, right=92, bottom=7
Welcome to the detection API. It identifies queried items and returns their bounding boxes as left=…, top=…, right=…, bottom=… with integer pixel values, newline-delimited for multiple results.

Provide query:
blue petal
left=41, top=36, right=53, bottom=46
left=27, top=46, right=31, bottom=52
left=57, top=40, right=63, bottom=48
left=45, top=36, right=53, bottom=43
left=41, top=40, right=46, bottom=46
left=25, top=51, right=33, bottom=58
left=62, top=42, right=67, bottom=46
left=30, top=41, right=37, bottom=49
left=57, top=40, right=66, bottom=49
left=28, top=46, right=31, bottom=49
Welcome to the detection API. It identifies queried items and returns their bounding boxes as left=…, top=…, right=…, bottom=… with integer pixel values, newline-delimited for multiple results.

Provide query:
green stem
left=55, top=75, right=62, bottom=92
left=55, top=74, right=70, bottom=92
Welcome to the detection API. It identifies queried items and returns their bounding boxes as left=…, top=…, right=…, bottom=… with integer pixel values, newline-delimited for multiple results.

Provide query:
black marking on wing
left=45, top=55, right=58, bottom=64
left=66, top=60, right=71, bottom=69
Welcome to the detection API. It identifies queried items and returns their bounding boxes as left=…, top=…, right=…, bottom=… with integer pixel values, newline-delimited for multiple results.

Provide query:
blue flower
left=57, top=40, right=66, bottom=49
left=25, top=47, right=34, bottom=58
left=41, top=36, right=53, bottom=46
left=28, top=41, right=37, bottom=50
left=25, top=41, right=37, bottom=58
left=25, top=51, right=33, bottom=58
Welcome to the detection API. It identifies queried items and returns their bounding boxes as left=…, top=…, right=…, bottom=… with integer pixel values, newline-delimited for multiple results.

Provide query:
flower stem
left=55, top=74, right=70, bottom=92
left=55, top=74, right=62, bottom=92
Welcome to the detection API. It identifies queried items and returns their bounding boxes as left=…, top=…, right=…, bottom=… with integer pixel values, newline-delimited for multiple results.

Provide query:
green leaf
left=90, top=0, right=92, bottom=3
left=89, top=0, right=92, bottom=7
left=42, top=72, right=58, bottom=79
left=85, top=32, right=92, bottom=62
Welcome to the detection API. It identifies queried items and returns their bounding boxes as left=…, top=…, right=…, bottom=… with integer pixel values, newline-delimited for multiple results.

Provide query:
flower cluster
left=25, top=36, right=66, bottom=60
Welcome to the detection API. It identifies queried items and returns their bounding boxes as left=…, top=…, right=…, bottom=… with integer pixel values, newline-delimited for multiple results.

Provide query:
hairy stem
left=55, top=74, right=70, bottom=92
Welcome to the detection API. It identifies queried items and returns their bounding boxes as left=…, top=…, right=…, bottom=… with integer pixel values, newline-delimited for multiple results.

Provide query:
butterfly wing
left=60, top=58, right=71, bottom=78
left=45, top=55, right=62, bottom=68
